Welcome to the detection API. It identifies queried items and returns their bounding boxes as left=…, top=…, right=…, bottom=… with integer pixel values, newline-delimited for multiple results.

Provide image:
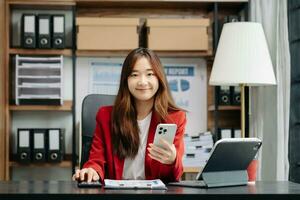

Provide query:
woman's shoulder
left=96, top=105, right=114, bottom=119
left=166, top=109, right=186, bottom=122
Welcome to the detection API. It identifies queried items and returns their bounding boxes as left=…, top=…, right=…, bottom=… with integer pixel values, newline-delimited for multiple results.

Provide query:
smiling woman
left=73, top=48, right=187, bottom=183
left=127, top=57, right=159, bottom=110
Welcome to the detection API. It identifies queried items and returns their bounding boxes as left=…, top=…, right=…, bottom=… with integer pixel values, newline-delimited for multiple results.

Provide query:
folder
left=217, top=86, right=231, bottom=105
left=231, top=86, right=241, bottom=105
left=52, top=15, right=65, bottom=49
left=17, top=129, right=31, bottom=163
left=233, top=128, right=241, bottom=138
left=32, top=129, right=47, bottom=162
left=219, top=128, right=232, bottom=139
left=47, top=129, right=63, bottom=162
left=38, top=14, right=51, bottom=49
left=21, top=14, right=36, bottom=48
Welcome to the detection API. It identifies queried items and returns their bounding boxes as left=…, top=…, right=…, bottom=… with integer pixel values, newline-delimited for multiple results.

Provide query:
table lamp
left=209, top=22, right=276, bottom=138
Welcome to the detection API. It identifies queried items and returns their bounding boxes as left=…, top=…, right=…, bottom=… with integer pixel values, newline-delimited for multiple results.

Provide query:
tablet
left=169, top=138, right=262, bottom=188
left=196, top=137, right=262, bottom=180
left=197, top=138, right=262, bottom=180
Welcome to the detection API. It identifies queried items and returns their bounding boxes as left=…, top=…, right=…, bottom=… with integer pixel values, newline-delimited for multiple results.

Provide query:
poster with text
left=163, top=59, right=207, bottom=136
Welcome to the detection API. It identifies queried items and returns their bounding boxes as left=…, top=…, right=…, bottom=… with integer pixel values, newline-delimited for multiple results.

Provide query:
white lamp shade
left=209, top=22, right=276, bottom=86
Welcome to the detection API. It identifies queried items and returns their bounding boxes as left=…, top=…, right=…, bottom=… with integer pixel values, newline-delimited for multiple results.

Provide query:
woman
left=73, top=48, right=186, bottom=183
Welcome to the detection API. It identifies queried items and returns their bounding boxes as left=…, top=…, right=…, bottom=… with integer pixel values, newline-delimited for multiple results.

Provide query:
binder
left=21, top=14, right=36, bottom=48
left=231, top=86, right=241, bottom=105
left=52, top=15, right=65, bottom=49
left=17, top=129, right=31, bottom=163
left=233, top=128, right=241, bottom=138
left=38, top=14, right=51, bottom=49
left=219, top=128, right=232, bottom=139
left=217, top=86, right=231, bottom=105
left=47, top=129, right=64, bottom=162
left=32, top=129, right=47, bottom=162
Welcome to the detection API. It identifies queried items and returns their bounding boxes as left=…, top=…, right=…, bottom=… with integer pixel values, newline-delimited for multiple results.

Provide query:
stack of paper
left=183, top=131, right=214, bottom=167
left=104, top=179, right=167, bottom=190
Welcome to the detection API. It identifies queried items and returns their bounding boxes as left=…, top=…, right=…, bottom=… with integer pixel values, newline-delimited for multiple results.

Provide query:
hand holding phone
left=149, top=124, right=177, bottom=164
left=153, top=123, right=177, bottom=148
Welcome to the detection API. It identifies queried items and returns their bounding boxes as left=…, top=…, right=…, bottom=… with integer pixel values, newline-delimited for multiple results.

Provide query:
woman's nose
left=137, top=76, right=147, bottom=86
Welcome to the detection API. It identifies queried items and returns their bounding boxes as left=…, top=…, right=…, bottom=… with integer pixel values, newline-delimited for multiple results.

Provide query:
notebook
left=169, top=138, right=262, bottom=188
left=104, top=179, right=167, bottom=190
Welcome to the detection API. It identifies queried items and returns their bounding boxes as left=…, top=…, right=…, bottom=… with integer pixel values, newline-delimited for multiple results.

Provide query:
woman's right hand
left=72, top=167, right=100, bottom=182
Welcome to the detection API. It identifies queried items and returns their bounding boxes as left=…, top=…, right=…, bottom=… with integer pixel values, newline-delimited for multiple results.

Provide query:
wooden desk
left=0, top=181, right=300, bottom=199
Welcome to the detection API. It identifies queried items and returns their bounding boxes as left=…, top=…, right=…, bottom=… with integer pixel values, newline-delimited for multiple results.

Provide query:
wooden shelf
left=76, top=0, right=247, bottom=10
left=183, top=167, right=202, bottom=173
left=155, top=50, right=213, bottom=58
left=76, top=50, right=213, bottom=58
left=9, top=160, right=72, bottom=168
left=9, top=48, right=73, bottom=56
left=208, top=105, right=241, bottom=111
left=9, top=100, right=73, bottom=111
left=8, top=0, right=75, bottom=9
left=76, top=50, right=131, bottom=57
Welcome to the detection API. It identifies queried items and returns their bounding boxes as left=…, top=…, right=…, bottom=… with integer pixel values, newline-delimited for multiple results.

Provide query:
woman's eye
left=147, top=73, right=155, bottom=76
left=130, top=73, right=138, bottom=77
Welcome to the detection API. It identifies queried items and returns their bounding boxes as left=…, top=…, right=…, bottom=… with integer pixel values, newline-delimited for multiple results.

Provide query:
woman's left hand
left=147, top=139, right=177, bottom=165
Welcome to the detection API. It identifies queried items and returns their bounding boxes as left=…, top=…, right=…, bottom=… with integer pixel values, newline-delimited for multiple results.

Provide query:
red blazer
left=83, top=106, right=186, bottom=183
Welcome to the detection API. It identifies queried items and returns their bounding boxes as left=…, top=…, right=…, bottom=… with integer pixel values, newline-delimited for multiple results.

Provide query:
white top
left=122, top=112, right=152, bottom=180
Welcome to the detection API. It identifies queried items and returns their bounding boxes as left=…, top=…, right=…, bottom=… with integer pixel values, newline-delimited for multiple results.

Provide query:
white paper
left=19, top=130, right=30, bottom=147
left=54, top=16, right=64, bottom=33
left=24, top=16, right=35, bottom=33
left=39, top=19, right=49, bottom=34
left=49, top=130, right=60, bottom=150
left=104, top=179, right=166, bottom=190
left=34, top=133, right=44, bottom=149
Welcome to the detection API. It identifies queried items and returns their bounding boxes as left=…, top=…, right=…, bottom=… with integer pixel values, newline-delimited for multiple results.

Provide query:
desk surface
left=0, top=181, right=300, bottom=200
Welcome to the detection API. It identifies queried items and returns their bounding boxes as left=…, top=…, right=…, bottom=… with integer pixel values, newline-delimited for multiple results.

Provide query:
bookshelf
left=1, top=0, right=76, bottom=180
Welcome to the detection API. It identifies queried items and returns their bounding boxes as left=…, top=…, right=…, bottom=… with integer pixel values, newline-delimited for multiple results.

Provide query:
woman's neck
left=135, top=99, right=154, bottom=120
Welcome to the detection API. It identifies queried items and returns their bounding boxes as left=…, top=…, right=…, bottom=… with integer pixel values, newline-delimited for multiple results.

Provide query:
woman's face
left=127, top=57, right=159, bottom=103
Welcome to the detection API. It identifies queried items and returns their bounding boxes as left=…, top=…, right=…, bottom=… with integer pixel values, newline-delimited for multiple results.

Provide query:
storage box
left=76, top=17, right=139, bottom=50
left=147, top=18, right=210, bottom=51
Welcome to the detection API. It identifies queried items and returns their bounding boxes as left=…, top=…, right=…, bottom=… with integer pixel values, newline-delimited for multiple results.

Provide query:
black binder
left=231, top=86, right=241, bottom=105
left=217, top=86, right=231, bottom=105
left=17, top=129, right=31, bottom=163
left=47, top=129, right=64, bottom=162
left=52, top=15, right=65, bottom=49
left=32, top=129, right=47, bottom=162
left=38, top=14, right=51, bottom=49
left=21, top=14, right=36, bottom=48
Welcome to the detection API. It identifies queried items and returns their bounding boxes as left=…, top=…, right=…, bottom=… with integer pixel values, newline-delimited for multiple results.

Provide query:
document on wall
left=162, top=58, right=207, bottom=136
left=89, top=61, right=122, bottom=95
left=104, top=179, right=167, bottom=190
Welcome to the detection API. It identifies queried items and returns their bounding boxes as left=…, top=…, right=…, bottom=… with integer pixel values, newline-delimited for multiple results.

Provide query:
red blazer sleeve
left=82, top=107, right=107, bottom=181
left=160, top=111, right=186, bottom=182
left=145, top=110, right=186, bottom=182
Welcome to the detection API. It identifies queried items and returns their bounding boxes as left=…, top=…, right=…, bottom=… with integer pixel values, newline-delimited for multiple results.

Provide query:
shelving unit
left=9, top=48, right=73, bottom=56
left=0, top=0, right=247, bottom=181
left=1, top=0, right=76, bottom=180
left=9, top=100, right=73, bottom=111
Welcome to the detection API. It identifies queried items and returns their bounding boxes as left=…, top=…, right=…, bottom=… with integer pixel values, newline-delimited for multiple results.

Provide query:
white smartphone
left=153, top=123, right=177, bottom=149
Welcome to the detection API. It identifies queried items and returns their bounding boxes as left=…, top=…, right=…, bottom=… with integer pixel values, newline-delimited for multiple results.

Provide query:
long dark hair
left=111, top=48, right=182, bottom=159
